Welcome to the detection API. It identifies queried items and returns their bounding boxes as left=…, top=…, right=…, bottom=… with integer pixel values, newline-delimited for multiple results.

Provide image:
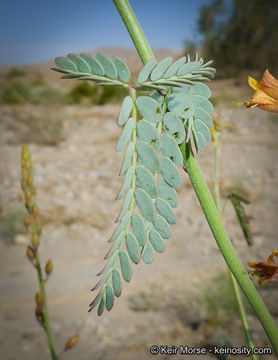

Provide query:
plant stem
left=35, top=254, right=57, bottom=360
left=182, top=142, right=278, bottom=354
left=113, top=0, right=154, bottom=65
left=113, top=0, right=278, bottom=354
left=213, top=135, right=258, bottom=360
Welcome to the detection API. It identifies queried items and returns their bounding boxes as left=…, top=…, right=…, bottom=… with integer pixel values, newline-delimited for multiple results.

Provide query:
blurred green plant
left=0, top=209, right=25, bottom=244
left=1, top=81, right=32, bottom=104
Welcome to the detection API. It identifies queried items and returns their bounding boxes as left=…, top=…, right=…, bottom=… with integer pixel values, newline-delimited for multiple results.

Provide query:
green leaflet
left=158, top=178, right=178, bottom=208
left=96, top=53, right=117, bottom=79
left=192, top=126, right=206, bottom=152
left=112, top=56, right=130, bottom=83
left=116, top=166, right=134, bottom=200
left=137, top=59, right=157, bottom=83
left=97, top=297, right=105, bottom=316
left=194, top=119, right=211, bottom=143
left=117, top=96, right=133, bottom=126
left=177, top=61, right=201, bottom=76
left=137, top=120, right=160, bottom=151
left=109, top=211, right=131, bottom=243
left=164, top=57, right=186, bottom=78
left=149, top=229, right=165, bottom=253
left=126, top=232, right=141, bottom=264
left=119, top=141, right=135, bottom=176
left=135, top=188, right=155, bottom=223
left=112, top=269, right=122, bottom=297
left=156, top=198, right=176, bottom=224
left=192, top=95, right=214, bottom=115
left=149, top=91, right=164, bottom=106
left=116, top=117, right=135, bottom=152
left=150, top=57, right=172, bottom=81
left=80, top=54, right=105, bottom=76
left=154, top=215, right=171, bottom=239
left=192, top=82, right=211, bottom=98
left=167, top=93, right=195, bottom=119
left=136, top=142, right=160, bottom=174
left=105, top=284, right=114, bottom=311
left=89, top=286, right=105, bottom=311
left=55, top=57, right=78, bottom=72
left=160, top=134, right=183, bottom=167
left=136, top=165, right=157, bottom=198
left=160, top=157, right=182, bottom=188
left=195, top=107, right=213, bottom=128
left=91, top=268, right=112, bottom=291
left=163, top=112, right=185, bottom=144
left=119, top=250, right=131, bottom=282
left=105, top=231, right=125, bottom=260
left=135, top=96, right=162, bottom=123
left=67, top=54, right=91, bottom=73
left=131, top=213, right=146, bottom=247
left=142, top=243, right=154, bottom=264
left=115, top=188, right=133, bottom=224
left=97, top=250, right=119, bottom=276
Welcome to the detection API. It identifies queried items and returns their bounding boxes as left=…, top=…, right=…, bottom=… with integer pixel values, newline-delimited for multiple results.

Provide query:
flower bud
left=65, top=334, right=79, bottom=351
left=35, top=305, right=44, bottom=324
left=45, top=259, right=53, bottom=276
left=26, top=245, right=35, bottom=260
left=35, top=292, right=43, bottom=306
left=31, top=233, right=39, bottom=248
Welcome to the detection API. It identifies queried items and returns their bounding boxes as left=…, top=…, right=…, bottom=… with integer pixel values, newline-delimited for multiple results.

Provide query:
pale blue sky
left=0, top=0, right=209, bottom=65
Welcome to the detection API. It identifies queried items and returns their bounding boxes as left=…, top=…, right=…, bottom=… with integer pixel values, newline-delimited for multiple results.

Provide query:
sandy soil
left=0, top=80, right=278, bottom=360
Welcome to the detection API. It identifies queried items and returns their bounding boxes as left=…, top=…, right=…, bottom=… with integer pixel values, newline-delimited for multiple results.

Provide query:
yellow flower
left=248, top=250, right=278, bottom=285
left=247, top=69, right=278, bottom=112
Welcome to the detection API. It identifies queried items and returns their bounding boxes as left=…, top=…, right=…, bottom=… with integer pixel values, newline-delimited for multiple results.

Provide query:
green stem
left=213, top=136, right=258, bottom=360
left=113, top=0, right=154, bottom=65
left=113, top=0, right=278, bottom=354
left=35, top=255, right=57, bottom=360
left=182, top=142, right=278, bottom=355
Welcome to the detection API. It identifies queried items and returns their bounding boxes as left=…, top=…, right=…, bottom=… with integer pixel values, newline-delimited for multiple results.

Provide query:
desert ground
left=0, top=51, right=277, bottom=360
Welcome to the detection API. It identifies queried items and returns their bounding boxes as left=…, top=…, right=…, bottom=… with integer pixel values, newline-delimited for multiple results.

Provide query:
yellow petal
left=260, top=69, right=278, bottom=88
left=251, top=89, right=278, bottom=105
left=248, top=76, right=260, bottom=91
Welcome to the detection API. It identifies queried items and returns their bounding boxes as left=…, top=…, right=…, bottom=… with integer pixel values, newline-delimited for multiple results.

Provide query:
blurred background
left=0, top=1, right=278, bottom=359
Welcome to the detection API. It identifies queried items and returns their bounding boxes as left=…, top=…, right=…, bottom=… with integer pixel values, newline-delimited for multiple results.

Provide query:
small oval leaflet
left=67, top=54, right=91, bottom=73
left=136, top=142, right=160, bottom=174
left=135, top=188, right=155, bottom=223
left=116, top=166, right=134, bottom=200
left=116, top=117, right=135, bottom=152
left=131, top=213, right=146, bottom=247
left=97, top=297, right=105, bottom=316
left=156, top=198, right=176, bottom=224
left=194, top=107, right=213, bottom=128
left=112, top=269, right=122, bottom=297
left=109, top=211, right=131, bottom=243
left=163, top=112, right=185, bottom=144
left=137, top=120, right=160, bottom=151
left=195, top=119, right=211, bottom=143
left=154, top=215, right=171, bottom=239
left=126, top=232, right=141, bottom=264
left=91, top=268, right=112, bottom=291
left=160, top=157, right=182, bottom=188
left=167, top=93, right=195, bottom=119
left=193, top=127, right=206, bottom=152
left=118, top=96, right=133, bottom=126
left=164, top=57, right=186, bottom=78
left=137, top=59, right=157, bottom=83
left=80, top=54, right=105, bottom=76
left=149, top=91, right=164, bottom=106
left=158, top=178, right=178, bottom=208
left=192, top=95, right=214, bottom=115
left=105, top=231, right=125, bottom=260
left=192, top=82, right=211, bottom=98
left=105, top=284, right=114, bottom=311
left=96, top=53, right=117, bottom=79
left=135, top=96, right=162, bottom=123
left=119, top=141, right=135, bottom=176
left=177, top=61, right=201, bottom=76
left=115, top=189, right=133, bottom=224
left=160, top=134, right=183, bottom=167
left=97, top=250, right=118, bottom=276
left=150, top=57, right=172, bottom=81
left=55, top=57, right=78, bottom=72
left=119, top=250, right=131, bottom=282
left=142, top=243, right=154, bottom=264
left=149, top=229, right=165, bottom=253
left=112, top=56, right=130, bottom=83
left=89, top=287, right=105, bottom=311
left=136, top=166, right=157, bottom=198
